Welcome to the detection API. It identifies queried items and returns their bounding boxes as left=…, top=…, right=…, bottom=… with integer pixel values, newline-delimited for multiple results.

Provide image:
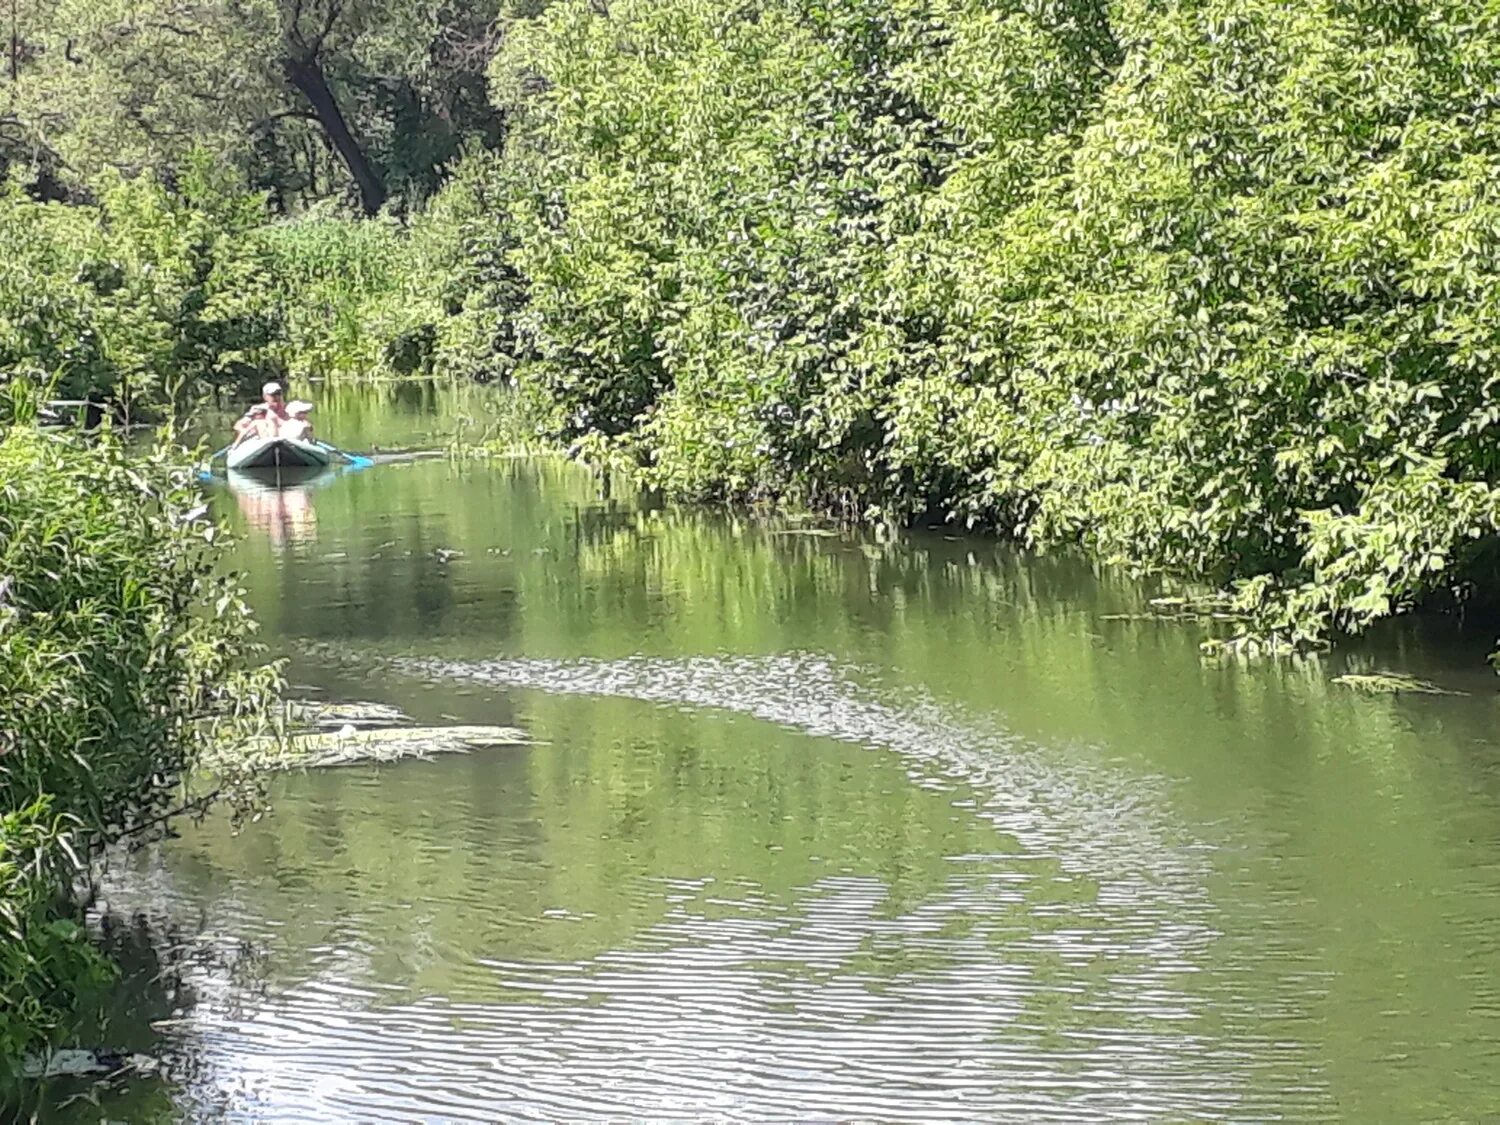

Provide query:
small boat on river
left=227, top=435, right=332, bottom=472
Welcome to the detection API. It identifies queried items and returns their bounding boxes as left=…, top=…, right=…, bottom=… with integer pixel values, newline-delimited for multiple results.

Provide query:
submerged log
left=265, top=724, right=535, bottom=769
left=1330, top=673, right=1465, bottom=696
left=222, top=700, right=538, bottom=771
left=287, top=700, right=412, bottom=728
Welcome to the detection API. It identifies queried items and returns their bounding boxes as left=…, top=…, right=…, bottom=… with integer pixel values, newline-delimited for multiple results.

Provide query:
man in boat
left=230, top=382, right=292, bottom=449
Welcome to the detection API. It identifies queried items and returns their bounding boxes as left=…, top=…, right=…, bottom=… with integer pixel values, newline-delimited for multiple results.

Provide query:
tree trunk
left=283, top=53, right=386, bottom=215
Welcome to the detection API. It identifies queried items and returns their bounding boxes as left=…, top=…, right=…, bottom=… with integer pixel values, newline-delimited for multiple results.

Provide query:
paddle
left=197, top=443, right=233, bottom=482
left=315, top=441, right=375, bottom=469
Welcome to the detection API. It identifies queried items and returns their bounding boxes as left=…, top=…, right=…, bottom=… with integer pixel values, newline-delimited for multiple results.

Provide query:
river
left=35, top=383, right=1500, bottom=1120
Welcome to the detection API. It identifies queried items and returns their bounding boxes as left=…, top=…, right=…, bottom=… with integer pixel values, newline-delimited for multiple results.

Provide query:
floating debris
left=288, top=700, right=412, bottom=728
left=21, top=1049, right=157, bottom=1079
left=1331, top=673, right=1467, bottom=696
left=267, top=724, right=535, bottom=769
left=236, top=699, right=538, bottom=770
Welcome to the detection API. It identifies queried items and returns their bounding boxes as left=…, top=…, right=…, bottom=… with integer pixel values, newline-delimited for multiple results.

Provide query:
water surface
left=38, top=384, right=1500, bottom=1119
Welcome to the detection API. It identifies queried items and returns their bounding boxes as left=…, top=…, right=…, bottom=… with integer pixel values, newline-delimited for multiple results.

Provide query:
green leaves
left=4, top=0, right=505, bottom=211
left=427, top=0, right=1500, bottom=656
left=15, top=0, right=1500, bottom=664
left=0, top=171, right=292, bottom=419
left=0, top=429, right=279, bottom=1071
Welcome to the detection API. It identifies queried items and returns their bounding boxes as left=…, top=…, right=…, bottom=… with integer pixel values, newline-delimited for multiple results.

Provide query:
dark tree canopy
left=2, top=0, right=504, bottom=210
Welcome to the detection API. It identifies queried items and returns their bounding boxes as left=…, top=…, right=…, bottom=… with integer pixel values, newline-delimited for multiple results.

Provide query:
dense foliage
left=0, top=420, right=277, bottom=1072
left=3, top=0, right=506, bottom=212
left=9, top=0, right=1500, bottom=654
left=413, top=0, right=1500, bottom=652
left=0, top=165, right=455, bottom=414
left=0, top=159, right=290, bottom=418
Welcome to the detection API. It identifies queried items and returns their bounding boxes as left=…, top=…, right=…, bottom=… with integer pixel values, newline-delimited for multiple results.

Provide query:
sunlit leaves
left=0, top=429, right=279, bottom=1070
left=447, top=0, right=1500, bottom=651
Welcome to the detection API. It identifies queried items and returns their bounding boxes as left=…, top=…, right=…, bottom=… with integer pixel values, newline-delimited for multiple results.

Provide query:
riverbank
left=0, top=426, right=277, bottom=1077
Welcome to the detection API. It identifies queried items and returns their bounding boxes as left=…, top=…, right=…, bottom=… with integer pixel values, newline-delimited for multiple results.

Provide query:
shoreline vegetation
left=8, top=0, right=1500, bottom=662
left=0, top=417, right=280, bottom=1077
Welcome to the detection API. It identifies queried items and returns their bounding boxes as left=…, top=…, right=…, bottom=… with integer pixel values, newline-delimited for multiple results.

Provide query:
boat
left=226, top=435, right=333, bottom=472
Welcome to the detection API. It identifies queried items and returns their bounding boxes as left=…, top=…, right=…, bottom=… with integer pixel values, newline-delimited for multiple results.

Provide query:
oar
left=197, top=443, right=234, bottom=482
left=315, top=441, right=375, bottom=469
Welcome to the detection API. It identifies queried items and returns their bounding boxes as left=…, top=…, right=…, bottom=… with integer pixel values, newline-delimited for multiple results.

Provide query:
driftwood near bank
left=257, top=700, right=537, bottom=769
left=1330, top=673, right=1466, bottom=696
left=276, top=723, right=535, bottom=768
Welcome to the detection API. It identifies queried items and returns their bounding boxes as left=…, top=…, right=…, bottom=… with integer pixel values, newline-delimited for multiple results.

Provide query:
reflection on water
left=24, top=385, right=1500, bottom=1121
left=225, top=468, right=331, bottom=548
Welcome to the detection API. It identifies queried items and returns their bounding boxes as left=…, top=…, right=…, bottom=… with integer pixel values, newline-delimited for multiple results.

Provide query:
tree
left=451, top=0, right=1500, bottom=652
left=2, top=0, right=502, bottom=211
left=280, top=0, right=388, bottom=213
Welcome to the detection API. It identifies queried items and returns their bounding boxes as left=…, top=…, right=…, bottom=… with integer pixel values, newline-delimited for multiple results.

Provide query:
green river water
left=32, top=383, right=1500, bottom=1120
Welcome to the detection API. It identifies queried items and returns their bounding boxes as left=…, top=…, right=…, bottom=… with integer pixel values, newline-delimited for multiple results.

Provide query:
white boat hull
left=226, top=436, right=332, bottom=471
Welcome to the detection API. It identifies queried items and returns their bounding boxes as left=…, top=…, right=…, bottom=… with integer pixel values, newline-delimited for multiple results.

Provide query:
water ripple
left=89, top=651, right=1345, bottom=1120
left=156, top=651, right=1326, bottom=1119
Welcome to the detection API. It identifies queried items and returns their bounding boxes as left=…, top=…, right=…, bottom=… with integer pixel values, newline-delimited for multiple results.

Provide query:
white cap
left=287, top=400, right=313, bottom=416
left=262, top=381, right=283, bottom=396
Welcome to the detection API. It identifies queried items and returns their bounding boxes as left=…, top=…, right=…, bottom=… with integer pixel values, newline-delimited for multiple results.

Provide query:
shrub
left=421, top=0, right=1500, bottom=652
left=0, top=159, right=285, bottom=421
left=0, top=424, right=278, bottom=1072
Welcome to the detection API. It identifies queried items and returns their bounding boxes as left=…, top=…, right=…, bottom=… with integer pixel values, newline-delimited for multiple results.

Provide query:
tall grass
left=256, top=212, right=442, bottom=383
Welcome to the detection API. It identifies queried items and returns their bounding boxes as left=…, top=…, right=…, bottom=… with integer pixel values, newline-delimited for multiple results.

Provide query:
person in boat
left=280, top=401, right=315, bottom=442
left=229, top=403, right=268, bottom=449
left=230, top=382, right=291, bottom=449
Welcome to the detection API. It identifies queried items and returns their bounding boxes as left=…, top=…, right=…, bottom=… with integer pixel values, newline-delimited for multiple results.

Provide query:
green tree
left=3, top=0, right=503, bottom=211
left=445, top=0, right=1500, bottom=651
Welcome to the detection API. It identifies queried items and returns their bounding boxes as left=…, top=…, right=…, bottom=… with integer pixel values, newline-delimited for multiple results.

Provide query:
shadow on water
left=2, top=909, right=273, bottom=1123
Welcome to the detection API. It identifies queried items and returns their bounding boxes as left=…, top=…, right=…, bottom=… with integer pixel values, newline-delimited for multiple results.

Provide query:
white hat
left=262, top=381, right=283, bottom=396
left=287, top=400, right=313, bottom=416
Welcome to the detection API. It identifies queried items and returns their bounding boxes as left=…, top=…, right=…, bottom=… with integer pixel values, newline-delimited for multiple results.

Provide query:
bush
left=0, top=424, right=278, bottom=1073
left=0, top=159, right=285, bottom=420
left=417, top=0, right=1500, bottom=652
left=255, top=211, right=427, bottom=381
